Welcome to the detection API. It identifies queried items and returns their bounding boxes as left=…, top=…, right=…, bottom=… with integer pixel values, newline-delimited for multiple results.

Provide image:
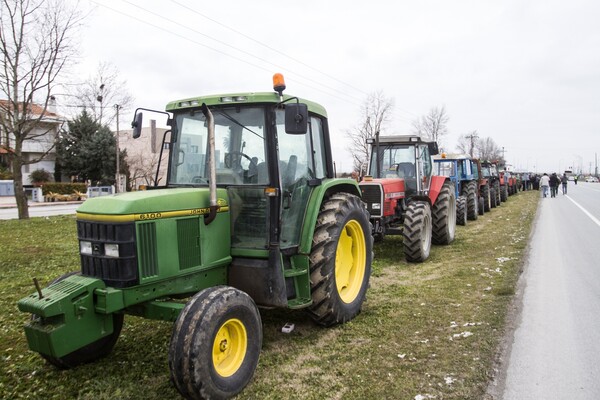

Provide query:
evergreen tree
left=56, top=110, right=117, bottom=185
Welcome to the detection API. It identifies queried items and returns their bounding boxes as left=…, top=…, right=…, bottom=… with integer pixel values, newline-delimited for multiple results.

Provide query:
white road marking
left=565, top=195, right=600, bottom=228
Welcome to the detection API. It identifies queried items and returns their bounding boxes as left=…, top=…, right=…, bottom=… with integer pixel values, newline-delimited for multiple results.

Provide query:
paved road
left=502, top=182, right=600, bottom=400
left=0, top=203, right=81, bottom=220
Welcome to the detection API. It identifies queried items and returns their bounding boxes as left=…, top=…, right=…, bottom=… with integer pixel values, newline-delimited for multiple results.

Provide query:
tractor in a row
left=358, top=135, right=456, bottom=262
left=18, top=75, right=374, bottom=400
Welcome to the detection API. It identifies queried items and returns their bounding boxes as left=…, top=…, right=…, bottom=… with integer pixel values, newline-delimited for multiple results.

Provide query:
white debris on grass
left=414, top=394, right=436, bottom=400
left=450, top=321, right=459, bottom=328
left=450, top=331, right=473, bottom=340
left=445, top=376, right=456, bottom=385
left=398, top=353, right=406, bottom=359
left=496, top=257, right=511, bottom=264
left=463, top=322, right=483, bottom=327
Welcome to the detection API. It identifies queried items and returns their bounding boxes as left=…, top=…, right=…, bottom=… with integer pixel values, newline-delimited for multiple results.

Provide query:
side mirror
left=132, top=112, right=143, bottom=138
left=428, top=142, right=439, bottom=155
left=285, top=103, right=308, bottom=134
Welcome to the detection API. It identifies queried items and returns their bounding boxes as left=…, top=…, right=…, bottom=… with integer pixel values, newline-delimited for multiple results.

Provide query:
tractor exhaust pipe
left=201, top=103, right=218, bottom=225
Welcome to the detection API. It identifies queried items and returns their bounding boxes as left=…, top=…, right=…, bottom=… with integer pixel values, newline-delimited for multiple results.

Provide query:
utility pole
left=115, top=104, right=121, bottom=193
left=465, top=131, right=478, bottom=158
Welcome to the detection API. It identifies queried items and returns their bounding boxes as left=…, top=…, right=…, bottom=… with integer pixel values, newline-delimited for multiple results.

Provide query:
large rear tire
left=307, top=192, right=373, bottom=327
left=403, top=201, right=432, bottom=262
left=169, top=286, right=262, bottom=400
left=33, top=272, right=123, bottom=369
left=431, top=181, right=456, bottom=245
left=465, top=181, right=478, bottom=220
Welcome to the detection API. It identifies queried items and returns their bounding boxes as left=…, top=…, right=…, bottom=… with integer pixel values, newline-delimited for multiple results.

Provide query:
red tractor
left=358, top=135, right=456, bottom=263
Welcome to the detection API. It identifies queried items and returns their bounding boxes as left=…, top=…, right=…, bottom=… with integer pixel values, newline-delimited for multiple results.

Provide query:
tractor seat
left=398, top=162, right=415, bottom=178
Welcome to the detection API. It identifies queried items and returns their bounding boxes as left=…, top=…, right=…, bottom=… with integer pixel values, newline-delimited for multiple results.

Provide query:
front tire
left=501, top=185, right=508, bottom=202
left=307, top=192, right=373, bottom=327
left=431, top=181, right=456, bottom=245
left=465, top=181, right=478, bottom=220
left=403, top=201, right=432, bottom=262
left=482, top=184, right=491, bottom=212
left=169, top=286, right=262, bottom=400
left=456, top=196, right=467, bottom=226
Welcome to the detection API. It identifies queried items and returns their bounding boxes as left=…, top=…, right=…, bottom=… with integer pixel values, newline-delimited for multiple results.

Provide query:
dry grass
left=0, top=190, right=539, bottom=399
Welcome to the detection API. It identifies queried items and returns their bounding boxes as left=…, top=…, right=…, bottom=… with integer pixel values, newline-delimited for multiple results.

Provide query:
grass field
left=0, top=190, right=539, bottom=399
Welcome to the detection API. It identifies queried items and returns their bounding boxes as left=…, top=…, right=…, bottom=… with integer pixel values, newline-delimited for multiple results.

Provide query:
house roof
left=0, top=99, right=63, bottom=120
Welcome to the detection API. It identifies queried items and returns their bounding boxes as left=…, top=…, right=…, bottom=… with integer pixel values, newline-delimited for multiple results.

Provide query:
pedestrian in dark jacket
left=549, top=173, right=560, bottom=198
left=561, top=173, right=568, bottom=194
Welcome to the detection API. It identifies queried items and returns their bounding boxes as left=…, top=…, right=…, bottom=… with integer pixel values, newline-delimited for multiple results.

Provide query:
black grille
left=360, top=184, right=383, bottom=217
left=77, top=221, right=138, bottom=288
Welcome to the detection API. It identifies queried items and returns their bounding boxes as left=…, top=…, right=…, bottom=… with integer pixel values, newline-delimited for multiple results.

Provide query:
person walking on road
left=539, top=173, right=550, bottom=198
left=549, top=173, right=560, bottom=198
left=522, top=172, right=529, bottom=191
left=561, top=173, right=568, bottom=195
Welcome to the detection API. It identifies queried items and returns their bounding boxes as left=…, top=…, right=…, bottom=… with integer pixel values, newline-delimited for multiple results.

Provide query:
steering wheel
left=224, top=151, right=256, bottom=169
left=191, top=176, right=208, bottom=184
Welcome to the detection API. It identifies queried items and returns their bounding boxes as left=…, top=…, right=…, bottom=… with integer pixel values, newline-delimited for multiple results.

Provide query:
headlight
left=105, top=243, right=120, bottom=258
left=80, top=241, right=92, bottom=255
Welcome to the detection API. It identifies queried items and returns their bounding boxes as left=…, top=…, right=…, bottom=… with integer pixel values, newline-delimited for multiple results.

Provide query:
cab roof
left=166, top=92, right=327, bottom=117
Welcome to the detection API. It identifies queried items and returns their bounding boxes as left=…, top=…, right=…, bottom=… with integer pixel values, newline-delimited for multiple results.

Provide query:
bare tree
left=69, top=62, right=134, bottom=126
left=476, top=137, right=503, bottom=162
left=0, top=0, right=82, bottom=219
left=346, top=90, right=394, bottom=174
left=128, top=152, right=163, bottom=187
left=412, top=106, right=450, bottom=148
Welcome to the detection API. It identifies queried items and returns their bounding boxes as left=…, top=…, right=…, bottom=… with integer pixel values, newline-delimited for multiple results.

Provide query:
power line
left=165, top=0, right=420, bottom=120
left=89, top=0, right=363, bottom=107
left=168, top=0, right=369, bottom=97
left=121, top=0, right=365, bottom=105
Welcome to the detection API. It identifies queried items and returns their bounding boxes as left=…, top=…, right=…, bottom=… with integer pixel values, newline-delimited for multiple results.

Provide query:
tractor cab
left=160, top=95, right=329, bottom=252
left=366, top=135, right=436, bottom=197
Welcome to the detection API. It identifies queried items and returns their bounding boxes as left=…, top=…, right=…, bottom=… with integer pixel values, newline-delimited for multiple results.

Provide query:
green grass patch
left=0, top=192, right=539, bottom=399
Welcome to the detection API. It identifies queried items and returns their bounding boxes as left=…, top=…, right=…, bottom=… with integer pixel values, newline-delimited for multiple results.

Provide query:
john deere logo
left=217, top=198, right=228, bottom=207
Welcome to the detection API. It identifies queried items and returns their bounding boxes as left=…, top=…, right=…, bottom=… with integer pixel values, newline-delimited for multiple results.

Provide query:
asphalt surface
left=0, top=197, right=82, bottom=219
left=501, top=183, right=600, bottom=400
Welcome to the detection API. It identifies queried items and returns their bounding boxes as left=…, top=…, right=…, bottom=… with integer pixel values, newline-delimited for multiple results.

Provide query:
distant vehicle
left=585, top=176, right=599, bottom=183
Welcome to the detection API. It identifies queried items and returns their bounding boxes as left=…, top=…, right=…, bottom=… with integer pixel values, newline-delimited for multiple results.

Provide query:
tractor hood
left=76, top=188, right=229, bottom=221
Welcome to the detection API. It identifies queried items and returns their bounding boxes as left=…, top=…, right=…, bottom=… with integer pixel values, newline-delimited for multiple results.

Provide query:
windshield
left=435, top=160, right=455, bottom=177
left=169, top=107, right=267, bottom=185
left=369, top=145, right=416, bottom=178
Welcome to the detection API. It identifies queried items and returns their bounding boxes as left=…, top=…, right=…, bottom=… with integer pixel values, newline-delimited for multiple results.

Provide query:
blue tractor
left=432, top=154, right=481, bottom=226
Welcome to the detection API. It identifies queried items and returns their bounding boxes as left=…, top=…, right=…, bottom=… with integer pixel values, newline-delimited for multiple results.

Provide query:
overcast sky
left=68, top=0, right=600, bottom=174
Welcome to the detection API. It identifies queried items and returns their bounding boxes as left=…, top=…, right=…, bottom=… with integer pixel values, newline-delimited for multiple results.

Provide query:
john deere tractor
left=17, top=75, right=373, bottom=399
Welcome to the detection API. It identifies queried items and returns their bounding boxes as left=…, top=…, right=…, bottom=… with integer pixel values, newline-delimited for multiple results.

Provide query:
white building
left=0, top=98, right=65, bottom=184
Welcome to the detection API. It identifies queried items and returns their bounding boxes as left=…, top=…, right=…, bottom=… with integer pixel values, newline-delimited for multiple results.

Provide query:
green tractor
left=17, top=75, right=373, bottom=399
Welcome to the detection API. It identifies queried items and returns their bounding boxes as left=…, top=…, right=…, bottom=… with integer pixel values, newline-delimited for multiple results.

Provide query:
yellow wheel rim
left=335, top=219, right=367, bottom=304
left=212, top=318, right=247, bottom=377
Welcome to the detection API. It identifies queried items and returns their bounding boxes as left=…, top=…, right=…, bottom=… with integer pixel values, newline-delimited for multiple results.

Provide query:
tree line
left=346, top=92, right=506, bottom=175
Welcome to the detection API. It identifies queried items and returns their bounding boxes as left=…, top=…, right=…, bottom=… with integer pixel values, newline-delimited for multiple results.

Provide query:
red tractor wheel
left=403, top=201, right=432, bottom=262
